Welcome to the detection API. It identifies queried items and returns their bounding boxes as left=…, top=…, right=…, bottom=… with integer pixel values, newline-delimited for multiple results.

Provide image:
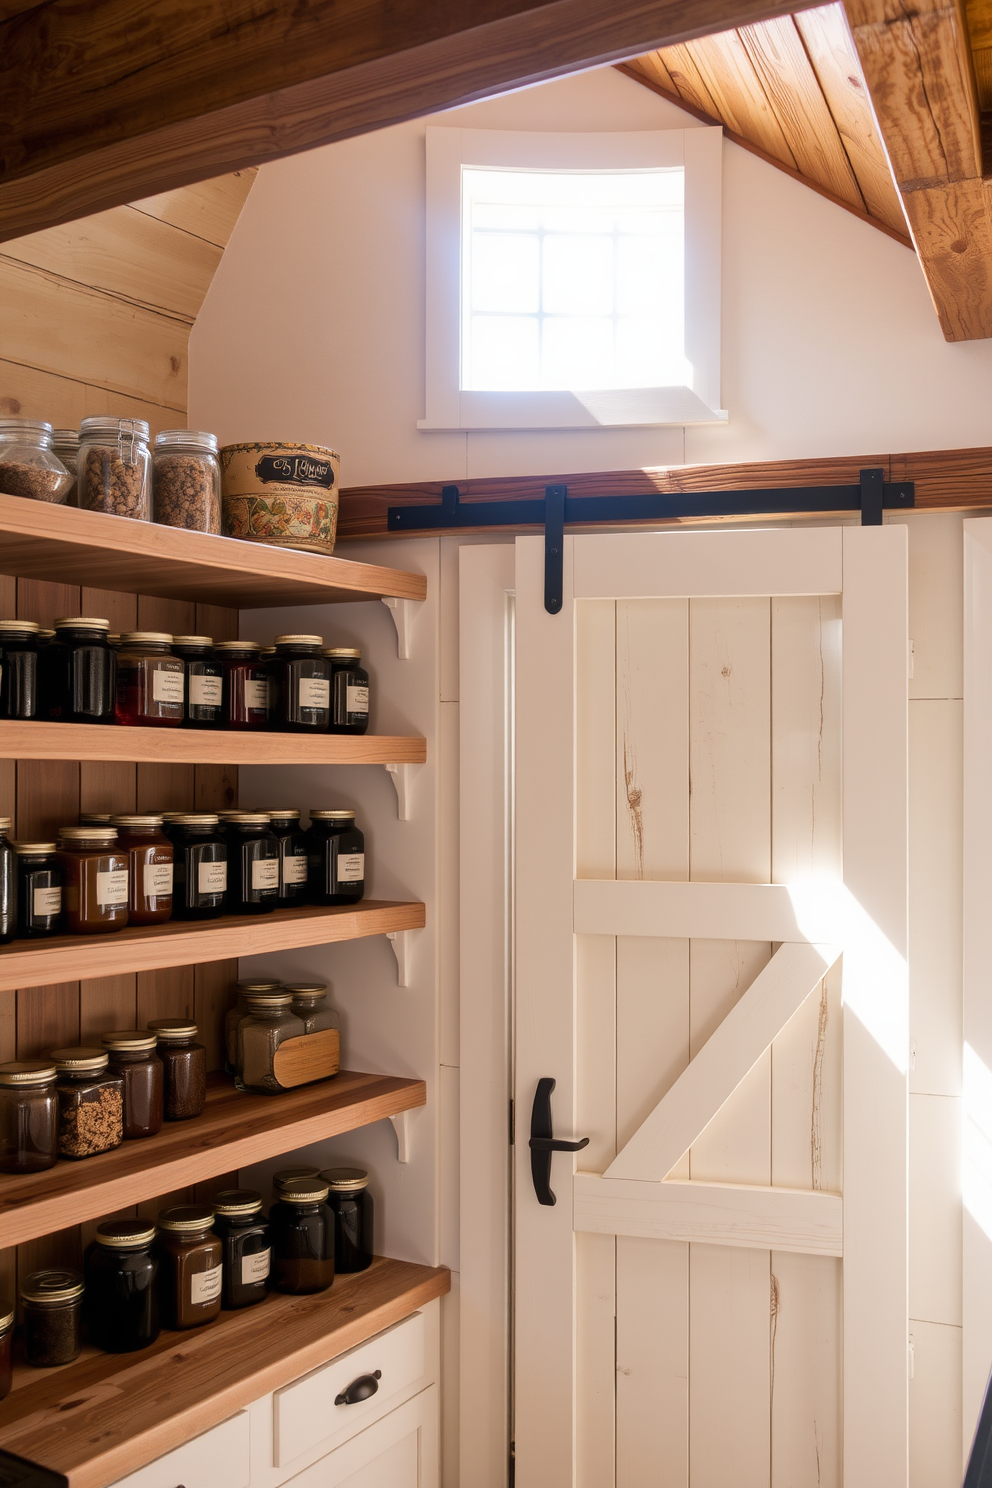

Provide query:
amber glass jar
left=285, top=983, right=339, bottom=1036
left=171, top=636, right=223, bottom=729
left=215, top=641, right=270, bottom=730
left=269, top=1176, right=335, bottom=1294
left=0, top=1303, right=12, bottom=1402
left=156, top=1206, right=223, bottom=1329
left=306, top=810, right=365, bottom=905
left=85, top=1218, right=160, bottom=1353
left=42, top=617, right=115, bottom=723
left=0, top=1062, right=57, bottom=1173
left=102, top=1031, right=163, bottom=1139
left=21, top=1269, right=84, bottom=1366
left=212, top=1190, right=270, bottom=1309
left=270, top=635, right=331, bottom=732
left=0, top=816, right=15, bottom=945
left=324, top=647, right=370, bottom=735
left=165, top=814, right=227, bottom=920
left=322, top=1168, right=374, bottom=1273
left=224, top=979, right=282, bottom=1074
left=14, top=841, right=61, bottom=937
left=53, top=1048, right=124, bottom=1159
left=148, top=1019, right=206, bottom=1120
left=57, top=825, right=129, bottom=933
left=224, top=813, right=279, bottom=914
left=110, top=814, right=173, bottom=926
left=0, top=619, right=40, bottom=720
left=115, top=632, right=185, bottom=727
left=235, top=992, right=305, bottom=1094
left=268, top=810, right=309, bottom=904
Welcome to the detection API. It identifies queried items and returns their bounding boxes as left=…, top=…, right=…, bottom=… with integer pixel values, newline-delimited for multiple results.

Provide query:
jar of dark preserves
left=0, top=1062, right=57, bottom=1173
left=21, top=1269, right=83, bottom=1366
left=171, top=636, right=223, bottom=729
left=13, top=840, right=60, bottom=937
left=110, top=814, right=173, bottom=926
left=224, top=979, right=282, bottom=1074
left=212, top=1190, right=270, bottom=1308
left=306, top=809, right=365, bottom=905
left=53, top=1047, right=124, bottom=1159
left=102, top=1031, right=163, bottom=1139
left=235, top=991, right=305, bottom=1094
left=115, top=631, right=185, bottom=727
left=0, top=619, right=40, bottom=720
left=84, top=1219, right=160, bottom=1353
left=225, top=813, right=279, bottom=914
left=215, top=641, right=270, bottom=730
left=324, top=647, right=370, bottom=735
left=165, top=814, right=227, bottom=920
left=269, top=1175, right=335, bottom=1294
left=57, top=825, right=129, bottom=933
left=42, top=617, right=115, bottom=723
left=0, top=817, right=15, bottom=945
left=321, top=1168, right=374, bottom=1273
left=270, top=634, right=331, bottom=732
left=156, top=1205, right=223, bottom=1329
left=268, top=809, right=309, bottom=904
left=0, top=1303, right=12, bottom=1402
left=148, top=1018, right=206, bottom=1120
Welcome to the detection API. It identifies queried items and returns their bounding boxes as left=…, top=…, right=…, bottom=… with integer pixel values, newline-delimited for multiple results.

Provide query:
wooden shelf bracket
left=381, top=596, right=420, bottom=659
left=386, top=927, right=419, bottom=987
left=384, top=761, right=419, bottom=820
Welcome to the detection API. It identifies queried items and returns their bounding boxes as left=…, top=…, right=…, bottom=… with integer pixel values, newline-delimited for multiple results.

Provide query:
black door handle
left=335, top=1369, right=381, bottom=1405
left=529, top=1077, right=589, bottom=1206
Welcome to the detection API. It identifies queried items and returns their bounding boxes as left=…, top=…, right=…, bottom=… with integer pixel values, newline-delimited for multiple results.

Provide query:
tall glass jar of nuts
left=153, top=431, right=222, bottom=533
left=78, top=418, right=151, bottom=520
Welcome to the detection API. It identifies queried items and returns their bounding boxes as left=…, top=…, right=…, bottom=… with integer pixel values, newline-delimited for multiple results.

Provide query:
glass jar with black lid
left=0, top=1061, right=57, bottom=1173
left=321, top=1168, right=374, bottom=1273
left=111, top=814, right=173, bottom=926
left=224, top=813, right=279, bottom=914
left=165, top=814, right=227, bottom=919
left=267, top=809, right=309, bottom=903
left=235, top=991, right=305, bottom=1094
left=270, top=635, right=331, bottom=732
left=269, top=1175, right=335, bottom=1294
left=147, top=1018, right=206, bottom=1120
left=306, top=809, right=365, bottom=905
left=84, top=1219, right=160, bottom=1353
left=42, top=617, right=115, bottom=723
left=0, top=817, right=14, bottom=945
left=102, top=1031, right=163, bottom=1139
left=324, top=647, right=370, bottom=735
left=212, top=1190, right=270, bottom=1308
left=0, top=619, right=40, bottom=720
left=115, top=631, right=185, bottom=727
left=53, top=1047, right=123, bottom=1159
left=13, top=840, right=60, bottom=937
left=172, top=636, right=223, bottom=729
left=215, top=641, right=270, bottom=730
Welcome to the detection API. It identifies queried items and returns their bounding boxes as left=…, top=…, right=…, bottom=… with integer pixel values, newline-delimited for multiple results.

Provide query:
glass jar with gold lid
left=0, top=1061, right=57, bottom=1172
left=57, top=825, right=129, bottom=934
left=111, top=814, right=173, bottom=925
left=0, top=1300, right=13, bottom=1401
left=102, top=1031, right=163, bottom=1139
left=53, top=1047, right=124, bottom=1159
left=84, top=1218, right=160, bottom=1353
left=21, top=1268, right=84, bottom=1366
left=224, top=979, right=282, bottom=1075
left=156, top=1205, right=222, bottom=1329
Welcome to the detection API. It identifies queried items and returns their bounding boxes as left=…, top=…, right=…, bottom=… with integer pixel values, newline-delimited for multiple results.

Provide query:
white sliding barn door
left=514, top=528, right=908, bottom=1488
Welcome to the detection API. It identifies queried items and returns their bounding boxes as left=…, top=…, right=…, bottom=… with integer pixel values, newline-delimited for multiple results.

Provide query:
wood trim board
left=0, top=721, right=427, bottom=766
left=572, top=877, right=838, bottom=941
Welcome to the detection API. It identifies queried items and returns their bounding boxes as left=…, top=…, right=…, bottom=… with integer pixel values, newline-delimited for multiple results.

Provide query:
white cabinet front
left=282, top=1388, right=437, bottom=1488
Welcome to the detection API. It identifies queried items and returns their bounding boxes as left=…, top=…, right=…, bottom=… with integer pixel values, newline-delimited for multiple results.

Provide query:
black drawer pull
left=335, top=1369, right=381, bottom=1406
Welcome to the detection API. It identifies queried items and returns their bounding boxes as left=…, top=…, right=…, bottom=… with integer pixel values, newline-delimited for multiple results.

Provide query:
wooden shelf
left=0, top=720, right=426, bottom=765
left=0, top=1069, right=425, bottom=1248
left=0, top=491, right=426, bottom=607
left=0, top=899, right=425, bottom=992
left=0, top=1256, right=450, bottom=1488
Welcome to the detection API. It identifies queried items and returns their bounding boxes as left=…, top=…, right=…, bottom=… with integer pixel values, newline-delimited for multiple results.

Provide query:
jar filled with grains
left=0, top=419, right=73, bottom=503
left=0, top=619, right=41, bottom=720
left=57, top=826, right=129, bottom=934
left=156, top=1205, right=223, bottom=1329
left=102, top=1031, right=163, bottom=1139
left=53, top=1048, right=124, bottom=1159
left=0, top=817, right=15, bottom=945
left=153, top=430, right=222, bottom=533
left=147, top=1018, right=206, bottom=1120
left=50, top=430, right=79, bottom=494
left=0, top=1062, right=57, bottom=1172
left=0, top=1303, right=13, bottom=1401
left=78, top=417, right=150, bottom=519
left=111, top=814, right=173, bottom=925
left=14, top=841, right=62, bottom=937
left=21, top=1269, right=84, bottom=1367
left=84, top=1219, right=160, bottom=1353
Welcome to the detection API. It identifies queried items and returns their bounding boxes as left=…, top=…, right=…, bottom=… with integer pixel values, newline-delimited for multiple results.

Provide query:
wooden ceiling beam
left=0, top=0, right=810, bottom=241
left=845, top=0, right=992, bottom=339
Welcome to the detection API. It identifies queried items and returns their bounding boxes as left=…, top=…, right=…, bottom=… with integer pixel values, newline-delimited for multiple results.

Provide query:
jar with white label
left=171, top=636, right=223, bottom=729
left=215, top=640, right=271, bottom=730
left=56, top=826, right=129, bottom=933
left=267, top=809, right=309, bottom=904
left=156, top=1205, right=223, bottom=1329
left=324, top=647, right=370, bottom=735
left=165, top=814, right=227, bottom=920
left=14, top=841, right=62, bottom=937
left=111, top=815, right=173, bottom=926
left=306, top=809, right=365, bottom=905
left=270, top=634, right=331, bottom=732
left=224, top=812, right=279, bottom=914
left=212, top=1190, right=270, bottom=1308
left=114, top=632, right=185, bottom=727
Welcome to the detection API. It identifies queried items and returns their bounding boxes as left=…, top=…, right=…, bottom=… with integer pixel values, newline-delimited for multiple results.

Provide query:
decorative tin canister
left=220, top=442, right=340, bottom=556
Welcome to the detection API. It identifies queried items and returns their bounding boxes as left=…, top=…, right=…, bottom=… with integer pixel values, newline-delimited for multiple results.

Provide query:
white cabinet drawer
left=109, top=1412, right=250, bottom=1488
left=273, top=1312, right=426, bottom=1468
left=283, top=1386, right=437, bottom=1488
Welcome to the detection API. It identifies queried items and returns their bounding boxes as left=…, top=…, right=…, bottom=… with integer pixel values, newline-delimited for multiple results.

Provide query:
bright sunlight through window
left=460, top=167, right=685, bottom=394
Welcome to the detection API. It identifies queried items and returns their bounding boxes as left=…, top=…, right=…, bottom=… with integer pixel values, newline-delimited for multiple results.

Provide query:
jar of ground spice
left=156, top=1205, right=223, bottom=1329
left=0, top=817, right=15, bottom=946
left=53, top=1048, right=124, bottom=1159
left=0, top=1303, right=13, bottom=1401
left=153, top=431, right=222, bottom=533
left=0, top=1062, right=57, bottom=1172
left=21, top=1269, right=84, bottom=1366
left=78, top=417, right=150, bottom=519
left=115, top=632, right=185, bottom=727
left=102, top=1031, right=163, bottom=1139
left=269, top=1175, right=335, bottom=1294
left=224, top=979, right=282, bottom=1074
left=235, top=991, right=305, bottom=1094
left=0, top=619, right=41, bottom=720
left=0, top=419, right=73, bottom=503
left=42, top=617, right=115, bottom=724
left=147, top=1018, right=206, bottom=1120
left=57, top=826, right=129, bottom=934
left=84, top=1219, right=160, bottom=1353
left=165, top=813, right=227, bottom=919
left=171, top=636, right=223, bottom=729
left=14, top=841, right=61, bottom=937
left=212, top=1190, right=270, bottom=1308
left=111, top=814, right=173, bottom=925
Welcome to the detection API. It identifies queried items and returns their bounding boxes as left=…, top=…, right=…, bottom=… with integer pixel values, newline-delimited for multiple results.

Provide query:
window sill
left=418, top=386, right=728, bottom=431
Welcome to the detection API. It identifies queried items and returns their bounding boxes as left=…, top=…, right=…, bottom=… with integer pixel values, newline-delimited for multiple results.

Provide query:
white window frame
left=421, top=125, right=726, bottom=431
